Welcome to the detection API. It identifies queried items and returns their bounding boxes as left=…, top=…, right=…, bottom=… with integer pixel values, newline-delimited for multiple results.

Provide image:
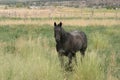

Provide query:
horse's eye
left=55, top=29, right=60, bottom=32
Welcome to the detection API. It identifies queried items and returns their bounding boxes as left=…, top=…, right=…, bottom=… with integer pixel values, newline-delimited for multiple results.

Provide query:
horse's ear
left=54, top=22, right=56, bottom=26
left=59, top=22, right=62, bottom=27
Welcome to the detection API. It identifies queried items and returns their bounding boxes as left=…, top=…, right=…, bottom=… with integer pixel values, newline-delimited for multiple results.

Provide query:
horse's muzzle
left=55, top=37, right=60, bottom=42
left=58, top=49, right=65, bottom=53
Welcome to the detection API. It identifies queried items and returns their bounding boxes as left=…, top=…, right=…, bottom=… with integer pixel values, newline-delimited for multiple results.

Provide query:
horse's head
left=54, top=22, right=62, bottom=42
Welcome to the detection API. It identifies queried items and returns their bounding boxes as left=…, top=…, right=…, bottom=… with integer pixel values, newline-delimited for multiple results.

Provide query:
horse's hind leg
left=68, top=53, right=73, bottom=66
left=80, top=50, right=85, bottom=57
left=80, top=48, right=86, bottom=62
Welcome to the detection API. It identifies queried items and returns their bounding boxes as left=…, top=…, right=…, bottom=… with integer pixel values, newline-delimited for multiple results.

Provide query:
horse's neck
left=61, top=28, right=68, bottom=43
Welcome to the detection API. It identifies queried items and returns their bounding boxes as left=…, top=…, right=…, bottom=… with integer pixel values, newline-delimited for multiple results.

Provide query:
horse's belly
left=63, top=41, right=81, bottom=53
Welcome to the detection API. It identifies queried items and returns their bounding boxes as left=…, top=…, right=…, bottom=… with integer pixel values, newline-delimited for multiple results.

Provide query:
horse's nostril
left=55, top=36, right=60, bottom=41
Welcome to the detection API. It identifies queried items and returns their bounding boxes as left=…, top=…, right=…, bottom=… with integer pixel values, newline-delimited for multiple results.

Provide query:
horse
left=54, top=22, right=87, bottom=69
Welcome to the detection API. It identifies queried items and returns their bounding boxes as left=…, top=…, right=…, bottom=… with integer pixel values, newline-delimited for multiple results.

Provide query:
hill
left=0, top=0, right=120, bottom=8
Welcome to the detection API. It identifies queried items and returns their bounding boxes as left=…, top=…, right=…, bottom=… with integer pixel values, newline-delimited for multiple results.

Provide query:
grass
left=0, top=19, right=120, bottom=27
left=0, top=7, right=120, bottom=26
left=0, top=6, right=120, bottom=80
left=73, top=51, right=105, bottom=80
left=0, top=35, right=63, bottom=80
left=0, top=24, right=120, bottom=80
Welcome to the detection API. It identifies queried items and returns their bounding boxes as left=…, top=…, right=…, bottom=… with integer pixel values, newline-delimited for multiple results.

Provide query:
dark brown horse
left=54, top=22, right=87, bottom=69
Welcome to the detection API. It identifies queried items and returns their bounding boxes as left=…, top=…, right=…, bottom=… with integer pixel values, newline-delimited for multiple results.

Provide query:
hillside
left=0, top=0, right=120, bottom=8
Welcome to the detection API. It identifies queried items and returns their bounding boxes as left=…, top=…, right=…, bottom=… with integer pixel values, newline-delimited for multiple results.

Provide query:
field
left=0, top=7, right=120, bottom=80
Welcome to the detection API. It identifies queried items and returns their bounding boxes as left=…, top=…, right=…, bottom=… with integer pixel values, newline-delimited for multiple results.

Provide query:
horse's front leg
left=73, top=53, right=77, bottom=65
left=64, top=52, right=73, bottom=71
left=58, top=53, right=64, bottom=68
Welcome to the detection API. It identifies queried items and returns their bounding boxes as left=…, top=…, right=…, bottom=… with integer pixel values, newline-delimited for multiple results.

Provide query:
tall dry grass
left=0, top=37, right=64, bottom=80
left=0, top=19, right=120, bottom=26
left=0, top=7, right=119, bottom=80
left=0, top=7, right=120, bottom=18
left=0, top=7, right=120, bottom=26
left=0, top=36, right=106, bottom=80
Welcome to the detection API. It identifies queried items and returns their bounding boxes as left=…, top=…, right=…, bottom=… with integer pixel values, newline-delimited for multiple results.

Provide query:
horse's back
left=70, top=30, right=87, bottom=41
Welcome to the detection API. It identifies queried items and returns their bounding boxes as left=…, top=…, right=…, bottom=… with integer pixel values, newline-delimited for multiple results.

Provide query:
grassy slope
left=0, top=24, right=120, bottom=80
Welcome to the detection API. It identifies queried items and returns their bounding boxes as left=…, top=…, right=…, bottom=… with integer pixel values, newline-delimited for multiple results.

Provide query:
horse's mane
left=60, top=27, right=70, bottom=43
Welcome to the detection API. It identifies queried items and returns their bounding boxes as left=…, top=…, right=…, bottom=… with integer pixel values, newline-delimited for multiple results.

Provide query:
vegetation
left=0, top=24, right=120, bottom=80
left=0, top=0, right=120, bottom=8
left=0, top=7, right=120, bottom=80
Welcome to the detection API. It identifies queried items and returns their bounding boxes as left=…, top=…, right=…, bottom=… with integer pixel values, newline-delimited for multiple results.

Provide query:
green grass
left=0, top=16, right=120, bottom=21
left=0, top=24, right=120, bottom=80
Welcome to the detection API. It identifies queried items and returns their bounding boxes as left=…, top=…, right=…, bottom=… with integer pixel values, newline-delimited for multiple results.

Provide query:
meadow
left=0, top=7, right=120, bottom=80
